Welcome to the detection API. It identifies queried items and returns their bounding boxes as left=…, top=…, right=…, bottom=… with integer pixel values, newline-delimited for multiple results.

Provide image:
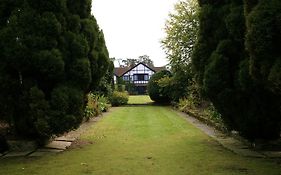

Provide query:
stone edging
left=0, top=109, right=115, bottom=158
left=175, top=109, right=281, bottom=159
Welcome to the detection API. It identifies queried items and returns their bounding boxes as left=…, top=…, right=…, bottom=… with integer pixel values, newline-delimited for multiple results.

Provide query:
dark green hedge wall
left=192, top=0, right=281, bottom=140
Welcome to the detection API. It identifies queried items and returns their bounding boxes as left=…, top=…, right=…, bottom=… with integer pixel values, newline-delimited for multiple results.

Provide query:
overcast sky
left=91, top=0, right=178, bottom=67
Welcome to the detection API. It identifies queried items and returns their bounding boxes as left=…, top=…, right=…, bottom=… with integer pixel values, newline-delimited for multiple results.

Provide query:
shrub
left=206, top=104, right=224, bottom=126
left=84, top=106, right=96, bottom=121
left=148, top=70, right=172, bottom=103
left=97, top=95, right=110, bottom=112
left=110, top=91, right=129, bottom=106
left=177, top=98, right=226, bottom=131
left=84, top=93, right=110, bottom=121
left=116, top=85, right=126, bottom=92
left=178, top=98, right=193, bottom=112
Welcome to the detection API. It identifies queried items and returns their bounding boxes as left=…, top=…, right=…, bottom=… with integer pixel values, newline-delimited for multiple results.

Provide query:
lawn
left=128, top=95, right=153, bottom=104
left=0, top=96, right=280, bottom=175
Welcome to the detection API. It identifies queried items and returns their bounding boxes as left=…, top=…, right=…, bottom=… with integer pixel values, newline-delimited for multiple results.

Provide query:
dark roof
left=114, top=67, right=131, bottom=77
left=153, top=66, right=166, bottom=72
left=114, top=62, right=166, bottom=77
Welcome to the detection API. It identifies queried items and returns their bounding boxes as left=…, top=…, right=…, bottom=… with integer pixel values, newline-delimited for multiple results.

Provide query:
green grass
left=0, top=96, right=280, bottom=175
left=128, top=95, right=153, bottom=104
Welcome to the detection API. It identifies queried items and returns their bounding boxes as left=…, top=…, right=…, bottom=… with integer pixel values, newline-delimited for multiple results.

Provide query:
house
left=114, top=62, right=166, bottom=94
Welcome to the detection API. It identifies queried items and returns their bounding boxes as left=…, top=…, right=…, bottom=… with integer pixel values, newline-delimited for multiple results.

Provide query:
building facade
left=114, top=63, right=165, bottom=94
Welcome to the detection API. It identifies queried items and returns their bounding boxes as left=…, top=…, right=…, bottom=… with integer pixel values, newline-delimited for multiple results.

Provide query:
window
left=123, top=75, right=129, bottom=81
left=133, top=74, right=149, bottom=81
left=133, top=74, right=138, bottom=81
left=144, top=74, right=149, bottom=81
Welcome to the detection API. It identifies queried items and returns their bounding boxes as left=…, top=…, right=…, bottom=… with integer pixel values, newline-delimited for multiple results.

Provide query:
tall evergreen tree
left=244, top=0, right=281, bottom=139
left=192, top=0, right=281, bottom=140
left=0, top=0, right=110, bottom=140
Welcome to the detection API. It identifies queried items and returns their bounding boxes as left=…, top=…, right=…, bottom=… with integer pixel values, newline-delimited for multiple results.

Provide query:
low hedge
left=110, top=91, right=129, bottom=106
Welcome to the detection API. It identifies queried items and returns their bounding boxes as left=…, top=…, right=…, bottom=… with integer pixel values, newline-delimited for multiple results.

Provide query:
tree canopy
left=162, top=0, right=199, bottom=101
left=119, top=55, right=154, bottom=67
left=162, top=0, right=199, bottom=70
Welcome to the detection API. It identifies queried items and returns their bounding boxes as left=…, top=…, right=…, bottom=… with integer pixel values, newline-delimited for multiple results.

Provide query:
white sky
left=91, top=0, right=178, bottom=67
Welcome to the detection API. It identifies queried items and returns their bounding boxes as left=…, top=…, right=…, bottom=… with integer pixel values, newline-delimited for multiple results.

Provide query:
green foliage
left=114, top=83, right=126, bottom=92
left=115, top=74, right=136, bottom=95
left=94, top=60, right=114, bottom=97
left=178, top=97, right=226, bottom=131
left=186, top=79, right=202, bottom=106
left=148, top=70, right=172, bottom=103
left=28, top=87, right=51, bottom=139
left=177, top=80, right=202, bottom=111
left=206, top=104, right=224, bottom=126
left=84, top=106, right=96, bottom=121
left=124, top=82, right=136, bottom=95
left=162, top=0, right=199, bottom=101
left=49, top=86, right=84, bottom=135
left=84, top=93, right=109, bottom=121
left=243, top=0, right=281, bottom=139
left=162, top=0, right=199, bottom=66
left=119, top=55, right=154, bottom=67
left=138, top=55, right=154, bottom=67
left=246, top=0, right=281, bottom=95
left=178, top=98, right=194, bottom=112
left=0, top=0, right=110, bottom=140
left=115, top=75, right=137, bottom=95
left=97, top=95, right=110, bottom=112
left=109, top=91, right=129, bottom=106
left=169, top=67, right=194, bottom=101
left=192, top=0, right=281, bottom=140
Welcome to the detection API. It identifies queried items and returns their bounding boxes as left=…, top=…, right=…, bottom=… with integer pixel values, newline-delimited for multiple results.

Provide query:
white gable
left=122, top=63, right=155, bottom=84
left=124, top=64, right=154, bottom=76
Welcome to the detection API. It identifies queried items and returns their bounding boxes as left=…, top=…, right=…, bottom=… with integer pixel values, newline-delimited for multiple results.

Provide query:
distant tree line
left=115, top=55, right=154, bottom=68
left=161, top=0, right=281, bottom=141
left=0, top=0, right=112, bottom=141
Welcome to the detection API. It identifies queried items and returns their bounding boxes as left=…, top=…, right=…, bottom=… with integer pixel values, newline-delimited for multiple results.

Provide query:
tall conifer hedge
left=193, top=0, right=281, bottom=140
left=0, top=0, right=110, bottom=140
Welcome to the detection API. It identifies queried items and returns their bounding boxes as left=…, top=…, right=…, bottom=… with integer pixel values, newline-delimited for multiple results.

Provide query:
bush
left=178, top=98, right=194, bottom=112
left=178, top=98, right=226, bottom=131
left=110, top=91, right=129, bottom=106
left=97, top=95, right=110, bottom=112
left=84, top=93, right=110, bottom=121
left=206, top=104, right=224, bottom=126
left=114, top=84, right=126, bottom=92
left=148, top=70, right=172, bottom=103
